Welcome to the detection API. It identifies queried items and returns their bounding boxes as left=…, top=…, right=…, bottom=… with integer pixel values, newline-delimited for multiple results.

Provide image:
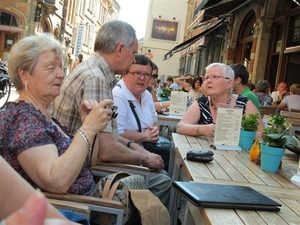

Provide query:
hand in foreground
left=143, top=153, right=164, bottom=172
left=4, top=191, right=75, bottom=225
left=200, top=124, right=215, bottom=138
left=80, top=99, right=114, bottom=133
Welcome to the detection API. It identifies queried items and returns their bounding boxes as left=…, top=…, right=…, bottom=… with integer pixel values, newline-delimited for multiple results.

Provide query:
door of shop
left=0, top=32, right=17, bottom=61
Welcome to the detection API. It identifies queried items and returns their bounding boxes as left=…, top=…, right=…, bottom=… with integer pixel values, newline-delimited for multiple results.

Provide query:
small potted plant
left=239, top=113, right=259, bottom=150
left=260, top=114, right=298, bottom=172
left=160, top=87, right=172, bottom=102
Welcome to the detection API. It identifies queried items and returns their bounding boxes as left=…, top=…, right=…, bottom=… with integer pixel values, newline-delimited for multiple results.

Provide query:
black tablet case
left=173, top=181, right=281, bottom=211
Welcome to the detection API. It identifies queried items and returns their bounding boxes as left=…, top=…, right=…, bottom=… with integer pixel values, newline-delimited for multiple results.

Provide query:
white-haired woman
left=177, top=62, right=263, bottom=138
left=0, top=33, right=113, bottom=199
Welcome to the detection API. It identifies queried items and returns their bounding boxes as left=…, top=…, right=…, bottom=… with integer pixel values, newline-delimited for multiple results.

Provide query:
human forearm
left=277, top=102, right=285, bottom=111
left=154, top=101, right=170, bottom=111
left=97, top=133, right=148, bottom=165
left=177, top=122, right=215, bottom=137
left=21, top=129, right=95, bottom=193
left=120, top=131, right=150, bottom=143
left=117, top=135, right=150, bottom=154
left=176, top=122, right=199, bottom=136
left=0, top=157, right=68, bottom=221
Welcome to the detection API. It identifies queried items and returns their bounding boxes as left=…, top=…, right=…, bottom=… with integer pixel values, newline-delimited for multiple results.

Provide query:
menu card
left=169, top=91, right=188, bottom=115
left=213, top=104, right=243, bottom=150
left=291, top=157, right=300, bottom=184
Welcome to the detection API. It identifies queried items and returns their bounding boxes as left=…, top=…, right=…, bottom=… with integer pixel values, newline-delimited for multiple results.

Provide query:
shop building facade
left=165, top=0, right=300, bottom=92
left=0, top=0, right=120, bottom=74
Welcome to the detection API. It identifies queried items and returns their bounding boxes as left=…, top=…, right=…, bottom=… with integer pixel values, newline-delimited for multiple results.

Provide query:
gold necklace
left=210, top=97, right=232, bottom=112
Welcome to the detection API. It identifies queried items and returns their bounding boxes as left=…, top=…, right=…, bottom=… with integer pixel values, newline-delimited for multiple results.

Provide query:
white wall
left=142, top=0, right=188, bottom=79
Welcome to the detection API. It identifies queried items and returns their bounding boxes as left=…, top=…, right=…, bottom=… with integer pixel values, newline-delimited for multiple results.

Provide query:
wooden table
left=157, top=113, right=182, bottom=127
left=171, top=133, right=300, bottom=225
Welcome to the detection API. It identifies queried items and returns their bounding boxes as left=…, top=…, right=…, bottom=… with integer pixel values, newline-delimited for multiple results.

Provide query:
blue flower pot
left=239, top=130, right=256, bottom=151
left=160, top=97, right=168, bottom=102
left=260, top=143, right=285, bottom=173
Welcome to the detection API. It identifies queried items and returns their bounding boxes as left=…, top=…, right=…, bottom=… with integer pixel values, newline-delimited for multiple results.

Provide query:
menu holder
left=169, top=91, right=188, bottom=116
left=291, top=157, right=300, bottom=184
left=213, top=104, right=243, bottom=150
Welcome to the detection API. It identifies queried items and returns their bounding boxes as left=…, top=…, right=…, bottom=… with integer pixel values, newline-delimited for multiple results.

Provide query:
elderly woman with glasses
left=0, top=33, right=114, bottom=201
left=177, top=62, right=263, bottom=138
left=112, top=54, right=171, bottom=172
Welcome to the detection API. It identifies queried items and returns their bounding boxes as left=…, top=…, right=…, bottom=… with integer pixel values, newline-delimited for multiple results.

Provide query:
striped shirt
left=197, top=95, right=248, bottom=124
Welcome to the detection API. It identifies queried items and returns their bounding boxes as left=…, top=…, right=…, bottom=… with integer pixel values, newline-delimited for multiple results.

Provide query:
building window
left=287, top=14, right=300, bottom=48
left=0, top=11, right=18, bottom=26
left=273, top=24, right=283, bottom=52
left=4, top=34, right=15, bottom=51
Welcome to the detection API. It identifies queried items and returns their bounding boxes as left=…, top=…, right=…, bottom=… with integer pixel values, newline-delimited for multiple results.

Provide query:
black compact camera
left=106, top=105, right=118, bottom=119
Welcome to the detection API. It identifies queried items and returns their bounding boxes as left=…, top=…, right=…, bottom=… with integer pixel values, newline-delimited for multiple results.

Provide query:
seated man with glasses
left=177, top=62, right=263, bottom=138
left=113, top=54, right=171, bottom=172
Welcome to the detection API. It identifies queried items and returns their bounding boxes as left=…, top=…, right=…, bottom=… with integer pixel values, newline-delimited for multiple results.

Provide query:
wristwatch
left=127, top=140, right=135, bottom=148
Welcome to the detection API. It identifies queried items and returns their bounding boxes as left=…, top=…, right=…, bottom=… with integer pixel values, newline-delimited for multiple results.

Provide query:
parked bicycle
left=0, top=60, right=11, bottom=110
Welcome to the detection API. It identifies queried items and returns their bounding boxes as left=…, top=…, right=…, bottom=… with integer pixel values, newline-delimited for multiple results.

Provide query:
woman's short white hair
left=205, top=62, right=235, bottom=80
left=8, top=33, right=64, bottom=91
left=205, top=62, right=234, bottom=92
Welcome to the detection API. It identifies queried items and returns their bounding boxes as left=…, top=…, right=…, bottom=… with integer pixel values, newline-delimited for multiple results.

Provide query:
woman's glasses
left=203, top=75, right=230, bottom=82
left=129, top=71, right=152, bottom=79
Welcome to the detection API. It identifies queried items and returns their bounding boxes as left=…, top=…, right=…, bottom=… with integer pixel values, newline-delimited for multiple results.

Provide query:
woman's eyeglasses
left=203, top=75, right=230, bottom=82
left=129, top=71, right=152, bottom=79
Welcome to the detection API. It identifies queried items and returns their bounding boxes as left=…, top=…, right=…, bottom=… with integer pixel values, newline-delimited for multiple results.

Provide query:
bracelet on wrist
left=127, top=140, right=135, bottom=148
left=159, top=102, right=163, bottom=108
left=78, top=129, right=92, bottom=151
left=196, top=125, right=202, bottom=136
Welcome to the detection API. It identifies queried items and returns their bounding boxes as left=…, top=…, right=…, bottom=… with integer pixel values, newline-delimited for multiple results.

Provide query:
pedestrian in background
left=71, top=53, right=83, bottom=71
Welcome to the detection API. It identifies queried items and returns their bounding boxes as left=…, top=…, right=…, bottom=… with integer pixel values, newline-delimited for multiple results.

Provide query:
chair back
left=280, top=111, right=300, bottom=119
left=260, top=106, right=278, bottom=117
left=280, top=110, right=300, bottom=136
left=290, top=108, right=300, bottom=113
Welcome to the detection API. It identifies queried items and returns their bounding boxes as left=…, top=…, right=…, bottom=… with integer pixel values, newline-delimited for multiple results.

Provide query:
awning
left=193, top=0, right=220, bottom=18
left=163, top=19, right=224, bottom=61
left=201, top=0, right=252, bottom=22
left=163, top=0, right=252, bottom=60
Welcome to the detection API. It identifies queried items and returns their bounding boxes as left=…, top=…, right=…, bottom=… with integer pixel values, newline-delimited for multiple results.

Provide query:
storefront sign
left=151, top=19, right=179, bottom=42
left=75, top=25, right=85, bottom=57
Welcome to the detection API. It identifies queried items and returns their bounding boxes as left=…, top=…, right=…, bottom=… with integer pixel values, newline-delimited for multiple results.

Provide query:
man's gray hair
left=94, top=20, right=136, bottom=53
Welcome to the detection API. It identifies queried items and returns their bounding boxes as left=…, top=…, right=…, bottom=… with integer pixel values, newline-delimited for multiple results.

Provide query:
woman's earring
left=25, top=82, right=28, bottom=91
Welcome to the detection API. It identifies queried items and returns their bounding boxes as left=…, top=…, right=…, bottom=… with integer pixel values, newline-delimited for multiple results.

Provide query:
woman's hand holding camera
left=80, top=99, right=114, bottom=134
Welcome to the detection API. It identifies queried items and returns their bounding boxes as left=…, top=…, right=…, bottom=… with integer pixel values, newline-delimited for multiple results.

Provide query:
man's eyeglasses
left=203, top=75, right=230, bottom=82
left=129, top=71, right=152, bottom=79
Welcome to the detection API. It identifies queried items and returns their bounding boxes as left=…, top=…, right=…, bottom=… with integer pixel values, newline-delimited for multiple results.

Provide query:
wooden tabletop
left=157, top=113, right=182, bottom=127
left=172, top=133, right=300, bottom=225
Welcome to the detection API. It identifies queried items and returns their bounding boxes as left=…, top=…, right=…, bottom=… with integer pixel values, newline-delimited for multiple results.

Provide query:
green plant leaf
left=241, top=113, right=259, bottom=131
left=261, top=114, right=297, bottom=148
left=282, top=135, right=298, bottom=146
